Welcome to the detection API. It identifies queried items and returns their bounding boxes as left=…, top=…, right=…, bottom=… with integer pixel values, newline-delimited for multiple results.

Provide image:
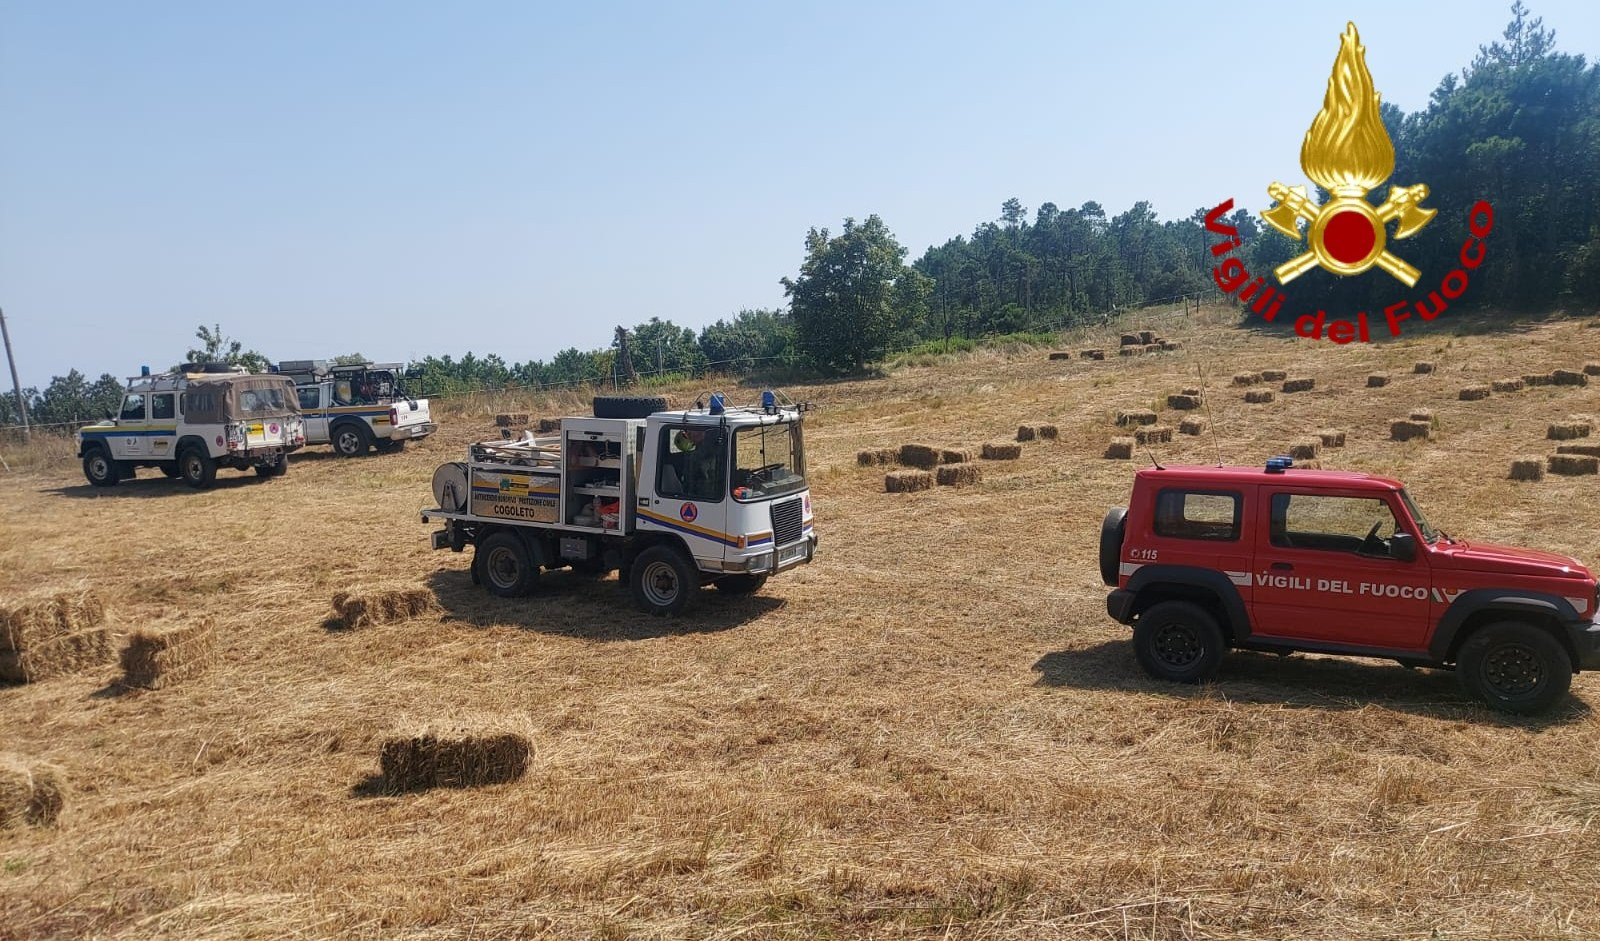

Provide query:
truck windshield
left=733, top=421, right=806, bottom=502
left=1398, top=488, right=1438, bottom=544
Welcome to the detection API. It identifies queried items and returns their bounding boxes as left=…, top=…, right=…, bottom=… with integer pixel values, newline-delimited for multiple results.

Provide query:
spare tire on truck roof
left=593, top=395, right=669, bottom=419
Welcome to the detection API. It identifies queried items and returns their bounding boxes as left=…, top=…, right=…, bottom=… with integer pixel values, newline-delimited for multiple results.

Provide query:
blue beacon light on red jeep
left=1265, top=456, right=1294, bottom=473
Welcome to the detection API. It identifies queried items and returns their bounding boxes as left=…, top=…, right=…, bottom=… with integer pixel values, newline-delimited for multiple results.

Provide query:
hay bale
left=1288, top=439, right=1323, bottom=460
left=935, top=463, right=982, bottom=487
left=1316, top=429, right=1346, bottom=448
left=1409, top=409, right=1435, bottom=423
left=856, top=448, right=897, bottom=467
left=1104, top=438, right=1134, bottom=459
left=1144, top=343, right=1167, bottom=355
left=1459, top=385, right=1491, bottom=401
left=1261, top=370, right=1288, bottom=382
left=1232, top=372, right=1263, bottom=386
left=1585, top=362, right=1600, bottom=377
left=1509, top=459, right=1545, bottom=482
left=1390, top=419, right=1433, bottom=442
left=1413, top=362, right=1435, bottom=374
left=1491, top=378, right=1525, bottom=393
left=1015, top=425, right=1037, bottom=442
left=1047, top=351, right=1072, bottom=361
left=1036, top=424, right=1058, bottom=440
left=1080, top=349, right=1105, bottom=360
left=980, top=442, right=1022, bottom=461
left=0, top=628, right=114, bottom=684
left=897, top=443, right=941, bottom=469
left=1556, top=444, right=1600, bottom=457
left=329, top=589, right=441, bottom=631
left=379, top=720, right=531, bottom=793
left=1180, top=387, right=1202, bottom=397
left=1524, top=373, right=1555, bottom=387
left=1178, top=418, right=1207, bottom=436
left=1281, top=377, right=1315, bottom=393
left=1367, top=374, right=1390, bottom=388
left=535, top=418, right=562, bottom=434
left=1135, top=426, right=1173, bottom=445
left=119, top=620, right=217, bottom=690
left=1115, top=409, right=1158, bottom=427
left=1118, top=346, right=1144, bottom=358
left=1167, top=393, right=1203, bottom=410
left=0, top=756, right=66, bottom=829
left=494, top=414, right=512, bottom=428
left=885, top=470, right=934, bottom=493
left=1119, top=333, right=1141, bottom=347
left=1548, top=454, right=1600, bottom=476
left=0, top=591, right=105, bottom=653
left=1547, top=420, right=1592, bottom=441
left=938, top=448, right=973, bottom=464
left=1553, top=369, right=1588, bottom=387
left=1138, top=330, right=1157, bottom=345
left=1244, top=390, right=1275, bottom=404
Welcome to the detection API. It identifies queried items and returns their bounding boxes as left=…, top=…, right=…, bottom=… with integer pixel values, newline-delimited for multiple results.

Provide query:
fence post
left=0, top=306, right=28, bottom=440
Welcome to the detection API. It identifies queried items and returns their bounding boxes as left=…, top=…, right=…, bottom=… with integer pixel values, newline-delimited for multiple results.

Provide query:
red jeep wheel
left=1457, top=622, right=1572, bottom=715
left=1133, top=601, right=1226, bottom=684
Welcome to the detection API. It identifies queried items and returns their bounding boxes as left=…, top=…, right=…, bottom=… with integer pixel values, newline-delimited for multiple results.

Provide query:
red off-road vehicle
left=1101, top=458, right=1600, bottom=713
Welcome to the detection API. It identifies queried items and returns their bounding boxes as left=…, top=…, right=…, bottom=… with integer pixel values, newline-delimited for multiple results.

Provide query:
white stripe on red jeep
left=1119, top=562, right=1144, bottom=577
left=1566, top=596, right=1590, bottom=615
left=1223, top=570, right=1251, bottom=586
left=1431, top=588, right=1466, bottom=604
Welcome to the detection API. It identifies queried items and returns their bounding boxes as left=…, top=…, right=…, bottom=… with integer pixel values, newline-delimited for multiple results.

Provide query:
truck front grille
left=771, top=497, right=804, bottom=546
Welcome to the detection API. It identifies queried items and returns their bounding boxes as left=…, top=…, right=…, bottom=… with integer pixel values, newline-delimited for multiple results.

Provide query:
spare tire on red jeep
left=1100, top=507, right=1127, bottom=586
left=593, top=395, right=669, bottom=419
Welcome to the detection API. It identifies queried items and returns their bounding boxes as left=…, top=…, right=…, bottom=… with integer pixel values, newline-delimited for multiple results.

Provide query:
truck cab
left=423, top=392, right=817, bottom=615
left=277, top=360, right=436, bottom=455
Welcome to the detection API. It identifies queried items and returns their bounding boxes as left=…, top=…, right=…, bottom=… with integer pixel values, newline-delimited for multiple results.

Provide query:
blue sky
left=3, top=1, right=1596, bottom=389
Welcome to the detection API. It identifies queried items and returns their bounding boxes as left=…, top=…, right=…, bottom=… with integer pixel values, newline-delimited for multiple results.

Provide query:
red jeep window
left=1270, top=493, right=1398, bottom=556
left=1153, top=489, right=1241, bottom=541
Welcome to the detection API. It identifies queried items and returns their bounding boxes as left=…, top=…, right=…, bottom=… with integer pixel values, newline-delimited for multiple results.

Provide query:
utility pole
left=0, top=306, right=28, bottom=439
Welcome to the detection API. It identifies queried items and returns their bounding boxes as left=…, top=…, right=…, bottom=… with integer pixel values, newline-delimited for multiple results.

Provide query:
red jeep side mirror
left=1391, top=532, right=1417, bottom=562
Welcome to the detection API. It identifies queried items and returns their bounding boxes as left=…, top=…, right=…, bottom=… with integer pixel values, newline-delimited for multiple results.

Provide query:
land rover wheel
left=478, top=532, right=536, bottom=598
left=179, top=447, right=217, bottom=490
left=83, top=449, right=120, bottom=488
left=332, top=423, right=371, bottom=457
left=1133, top=600, right=1225, bottom=684
left=632, top=545, right=696, bottom=616
left=1457, top=622, right=1572, bottom=715
left=715, top=573, right=768, bottom=595
left=255, top=453, right=289, bottom=477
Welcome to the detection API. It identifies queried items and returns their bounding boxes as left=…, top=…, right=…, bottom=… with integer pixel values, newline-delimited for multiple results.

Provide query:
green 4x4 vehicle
left=1101, top=458, right=1600, bottom=714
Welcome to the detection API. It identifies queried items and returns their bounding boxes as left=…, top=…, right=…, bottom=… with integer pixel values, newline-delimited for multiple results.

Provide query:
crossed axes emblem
left=1261, top=182, right=1437, bottom=288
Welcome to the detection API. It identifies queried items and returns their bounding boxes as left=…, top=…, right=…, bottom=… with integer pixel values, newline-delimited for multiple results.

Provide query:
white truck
left=75, top=365, right=306, bottom=489
left=422, top=393, right=817, bottom=615
left=277, top=361, right=436, bottom=456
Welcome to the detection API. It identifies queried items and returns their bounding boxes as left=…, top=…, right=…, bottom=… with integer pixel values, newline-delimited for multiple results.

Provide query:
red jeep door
left=1249, top=488, right=1432, bottom=650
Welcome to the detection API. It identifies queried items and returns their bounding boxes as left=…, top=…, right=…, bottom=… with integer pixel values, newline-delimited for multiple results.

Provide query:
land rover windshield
left=732, top=421, right=806, bottom=502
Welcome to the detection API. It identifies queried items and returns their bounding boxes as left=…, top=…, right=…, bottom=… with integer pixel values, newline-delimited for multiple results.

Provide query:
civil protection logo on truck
left=680, top=502, right=698, bottom=523
left=1204, top=22, right=1494, bottom=343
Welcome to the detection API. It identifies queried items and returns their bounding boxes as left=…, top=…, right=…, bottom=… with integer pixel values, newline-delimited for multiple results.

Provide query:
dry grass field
left=4, top=305, right=1600, bottom=940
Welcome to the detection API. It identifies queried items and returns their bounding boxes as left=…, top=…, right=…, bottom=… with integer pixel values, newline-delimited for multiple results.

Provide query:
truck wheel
left=478, top=532, right=537, bottom=598
left=1133, top=600, right=1225, bottom=684
left=82, top=449, right=120, bottom=488
left=631, top=545, right=696, bottom=616
left=332, top=423, right=371, bottom=457
left=715, top=573, right=768, bottom=595
left=1099, top=507, right=1127, bottom=587
left=1457, top=622, right=1572, bottom=715
left=179, top=447, right=217, bottom=490
left=593, top=395, right=669, bottom=419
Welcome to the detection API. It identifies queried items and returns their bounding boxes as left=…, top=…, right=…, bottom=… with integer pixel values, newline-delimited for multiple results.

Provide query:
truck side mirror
left=1391, top=532, right=1417, bottom=562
